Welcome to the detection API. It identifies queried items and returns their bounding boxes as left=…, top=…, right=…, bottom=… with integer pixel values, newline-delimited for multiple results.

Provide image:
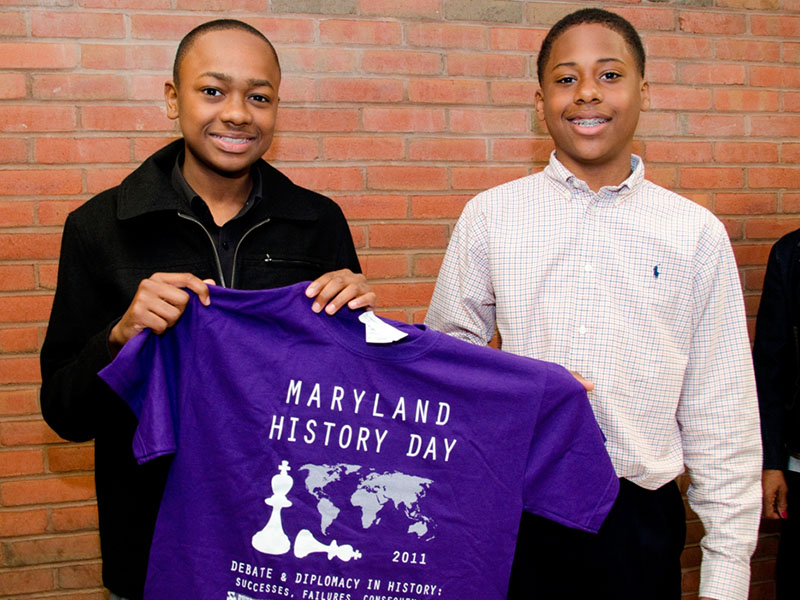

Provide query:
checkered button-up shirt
left=426, top=153, right=762, bottom=600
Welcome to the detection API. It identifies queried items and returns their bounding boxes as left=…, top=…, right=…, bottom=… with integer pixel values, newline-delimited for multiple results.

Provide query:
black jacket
left=39, top=139, right=360, bottom=599
left=753, top=228, right=800, bottom=470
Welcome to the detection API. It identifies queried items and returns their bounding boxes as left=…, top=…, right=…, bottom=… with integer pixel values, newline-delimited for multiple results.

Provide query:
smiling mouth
left=210, top=133, right=254, bottom=145
left=570, top=118, right=609, bottom=128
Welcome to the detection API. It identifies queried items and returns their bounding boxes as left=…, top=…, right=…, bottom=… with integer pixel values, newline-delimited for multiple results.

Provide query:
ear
left=639, top=79, right=651, bottom=112
left=164, top=80, right=179, bottom=121
left=535, top=87, right=545, bottom=122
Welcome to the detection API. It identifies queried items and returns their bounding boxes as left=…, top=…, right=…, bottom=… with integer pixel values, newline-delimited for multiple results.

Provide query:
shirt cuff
left=699, top=554, right=751, bottom=600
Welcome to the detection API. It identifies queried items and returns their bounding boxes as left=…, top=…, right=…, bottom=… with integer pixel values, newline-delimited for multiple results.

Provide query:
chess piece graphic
left=252, top=460, right=293, bottom=555
left=294, top=528, right=362, bottom=562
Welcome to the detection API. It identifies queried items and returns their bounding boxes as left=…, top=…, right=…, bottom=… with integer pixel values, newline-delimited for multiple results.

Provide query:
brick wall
left=0, top=0, right=797, bottom=598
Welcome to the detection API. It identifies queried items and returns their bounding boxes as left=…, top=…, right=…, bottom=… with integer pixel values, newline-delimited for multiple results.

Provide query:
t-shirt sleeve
left=522, top=362, right=619, bottom=533
left=98, top=326, right=183, bottom=465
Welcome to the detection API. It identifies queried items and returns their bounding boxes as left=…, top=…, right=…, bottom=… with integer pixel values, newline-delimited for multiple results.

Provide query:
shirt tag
left=358, top=312, right=408, bottom=344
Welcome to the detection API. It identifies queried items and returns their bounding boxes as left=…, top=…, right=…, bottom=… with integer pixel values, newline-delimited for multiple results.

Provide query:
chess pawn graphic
left=251, top=460, right=293, bottom=555
left=294, top=529, right=362, bottom=562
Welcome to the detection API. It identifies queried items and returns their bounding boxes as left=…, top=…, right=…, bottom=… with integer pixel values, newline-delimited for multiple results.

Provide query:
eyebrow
left=552, top=57, right=626, bottom=70
left=202, top=71, right=275, bottom=89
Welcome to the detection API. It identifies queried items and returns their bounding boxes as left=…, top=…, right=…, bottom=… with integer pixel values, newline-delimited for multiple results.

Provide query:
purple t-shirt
left=100, top=283, right=618, bottom=600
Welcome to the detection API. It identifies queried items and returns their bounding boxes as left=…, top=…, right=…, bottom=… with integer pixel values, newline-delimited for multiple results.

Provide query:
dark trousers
left=507, top=479, right=686, bottom=600
left=777, top=470, right=800, bottom=600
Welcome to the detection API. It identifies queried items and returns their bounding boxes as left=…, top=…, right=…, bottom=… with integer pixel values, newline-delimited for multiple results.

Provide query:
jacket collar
left=116, top=139, right=318, bottom=222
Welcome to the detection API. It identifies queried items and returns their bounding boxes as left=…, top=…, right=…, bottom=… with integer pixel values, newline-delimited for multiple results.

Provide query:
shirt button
left=222, top=241, right=229, bottom=250
left=578, top=325, right=587, bottom=335
left=584, top=264, right=593, bottom=273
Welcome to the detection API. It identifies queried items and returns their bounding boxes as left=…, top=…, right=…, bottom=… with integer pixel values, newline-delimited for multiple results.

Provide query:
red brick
left=784, top=42, right=800, bottom=64
left=678, top=11, right=745, bottom=34
left=370, top=281, right=435, bottom=307
left=715, top=193, right=777, bottom=215
left=451, top=166, right=527, bottom=191
left=408, top=138, right=486, bottom=162
left=785, top=93, right=800, bottom=113
left=492, top=138, right=553, bottom=163
left=717, top=0, right=780, bottom=7
left=0, top=508, right=47, bottom=537
left=489, top=81, right=537, bottom=106
left=0, top=170, right=81, bottom=196
left=317, top=78, right=403, bottom=103
left=323, top=137, right=404, bottom=161
left=350, top=225, right=366, bottom=248
left=0, top=265, right=35, bottom=291
left=39, top=263, right=59, bottom=289
left=446, top=52, right=526, bottom=77
left=409, top=79, right=488, bottom=104
left=82, top=106, right=172, bottom=132
left=1, top=475, right=96, bottom=507
left=277, top=108, right=359, bottom=133
left=279, top=167, right=363, bottom=192
left=679, top=64, right=745, bottom=86
left=51, top=504, right=99, bottom=532
left=369, top=224, right=448, bottom=249
left=80, top=0, right=172, bottom=8
left=636, top=112, right=678, bottom=137
left=713, top=89, right=779, bottom=112
left=786, top=194, right=800, bottom=213
left=86, top=168, right=136, bottom=193
left=715, top=39, right=780, bottom=63
left=751, top=116, right=800, bottom=139
left=176, top=0, right=262, bottom=9
left=407, top=23, right=487, bottom=49
left=645, top=141, right=712, bottom=164
left=413, top=254, right=445, bottom=277
left=684, top=115, right=745, bottom=137
left=0, top=295, right=53, bottom=322
left=613, top=6, right=675, bottom=31
left=0, top=10, right=25, bottom=35
left=680, top=167, right=744, bottom=189
left=0, top=106, right=76, bottom=132
left=362, top=107, right=445, bottom=132
left=715, top=143, right=779, bottom=164
left=133, top=137, right=177, bottom=161
left=0, top=201, right=35, bottom=226
left=247, top=18, right=317, bottom=45
left=0, top=327, right=39, bottom=353
left=36, top=137, right=130, bottom=164
left=360, top=0, right=442, bottom=17
left=361, top=50, right=441, bottom=75
left=0, top=389, right=39, bottom=417
left=319, top=19, right=402, bottom=45
left=0, top=420, right=64, bottom=446
left=644, top=166, right=677, bottom=190
left=750, top=167, right=800, bottom=189
left=785, top=144, right=800, bottom=163
left=58, top=562, right=103, bottom=589
left=38, top=200, right=84, bottom=227
left=650, top=87, right=712, bottom=111
left=644, top=36, right=713, bottom=60
left=449, top=108, right=528, bottom=134
left=0, top=567, right=54, bottom=596
left=0, top=233, right=61, bottom=258
left=0, top=42, right=78, bottom=68
left=367, top=166, right=447, bottom=191
left=130, top=14, right=209, bottom=40
left=32, top=10, right=124, bottom=38
left=81, top=43, right=173, bottom=70
left=734, top=243, right=773, bottom=266
left=5, top=533, right=100, bottom=566
left=645, top=61, right=677, bottom=84
left=130, top=74, right=167, bottom=101
left=264, top=137, right=319, bottom=162
left=48, top=446, right=95, bottom=473
left=747, top=218, right=800, bottom=240
left=685, top=193, right=713, bottom=212
left=0, top=72, right=26, bottom=99
left=334, top=195, right=408, bottom=220
left=722, top=218, right=744, bottom=240
left=0, top=449, right=44, bottom=477
left=360, top=254, right=409, bottom=279
left=744, top=268, right=766, bottom=293
left=276, top=77, right=314, bottom=104
left=751, top=14, right=800, bottom=37
left=410, top=194, right=471, bottom=219
left=751, top=66, right=800, bottom=89
left=489, top=27, right=545, bottom=52
left=280, top=47, right=356, bottom=74
left=0, top=138, right=28, bottom=163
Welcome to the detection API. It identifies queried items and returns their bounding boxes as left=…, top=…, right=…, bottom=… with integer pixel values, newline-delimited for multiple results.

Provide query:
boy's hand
left=569, top=371, right=594, bottom=392
left=306, top=269, right=376, bottom=315
left=762, top=469, right=789, bottom=520
left=108, top=273, right=213, bottom=354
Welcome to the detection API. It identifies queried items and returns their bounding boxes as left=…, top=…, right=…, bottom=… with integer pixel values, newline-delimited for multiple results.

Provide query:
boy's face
left=164, top=28, right=280, bottom=180
left=535, top=23, right=649, bottom=181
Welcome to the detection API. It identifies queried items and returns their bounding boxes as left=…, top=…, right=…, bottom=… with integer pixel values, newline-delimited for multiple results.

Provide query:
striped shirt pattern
left=425, top=153, right=762, bottom=600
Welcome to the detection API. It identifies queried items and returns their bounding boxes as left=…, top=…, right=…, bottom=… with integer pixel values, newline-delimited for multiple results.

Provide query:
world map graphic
left=299, top=463, right=435, bottom=541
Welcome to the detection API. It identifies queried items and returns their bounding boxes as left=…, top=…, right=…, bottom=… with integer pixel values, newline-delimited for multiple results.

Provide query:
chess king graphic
left=251, top=459, right=362, bottom=561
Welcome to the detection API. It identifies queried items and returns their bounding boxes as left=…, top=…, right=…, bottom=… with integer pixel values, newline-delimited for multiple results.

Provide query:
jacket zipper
left=230, top=218, right=271, bottom=288
left=177, top=212, right=228, bottom=288
left=263, top=254, right=326, bottom=269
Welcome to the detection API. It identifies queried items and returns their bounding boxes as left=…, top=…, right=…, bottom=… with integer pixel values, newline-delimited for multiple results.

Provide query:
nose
left=574, top=78, right=601, bottom=104
left=220, top=94, right=252, bottom=125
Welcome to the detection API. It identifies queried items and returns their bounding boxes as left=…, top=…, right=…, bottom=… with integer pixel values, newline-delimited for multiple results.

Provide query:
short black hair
left=172, top=19, right=281, bottom=87
left=537, top=8, right=645, bottom=84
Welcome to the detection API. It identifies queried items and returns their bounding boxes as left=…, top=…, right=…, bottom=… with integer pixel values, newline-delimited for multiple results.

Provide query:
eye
left=201, top=88, right=222, bottom=97
left=555, top=75, right=576, bottom=85
left=600, top=72, right=621, bottom=81
left=250, top=94, right=270, bottom=104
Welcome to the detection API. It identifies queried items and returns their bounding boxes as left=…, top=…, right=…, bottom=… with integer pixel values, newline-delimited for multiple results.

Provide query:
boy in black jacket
left=39, top=20, right=374, bottom=600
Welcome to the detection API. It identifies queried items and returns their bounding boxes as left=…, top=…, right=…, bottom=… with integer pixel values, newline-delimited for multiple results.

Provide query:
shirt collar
left=544, top=151, right=645, bottom=205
